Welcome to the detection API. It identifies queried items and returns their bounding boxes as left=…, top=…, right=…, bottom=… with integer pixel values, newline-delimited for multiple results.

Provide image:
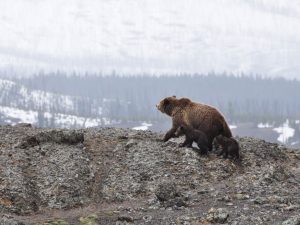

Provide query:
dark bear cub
left=175, top=125, right=209, bottom=154
left=215, top=135, right=240, bottom=159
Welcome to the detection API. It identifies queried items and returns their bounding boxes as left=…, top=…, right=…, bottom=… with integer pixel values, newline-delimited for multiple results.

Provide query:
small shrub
left=37, top=219, right=69, bottom=225
left=79, top=214, right=98, bottom=225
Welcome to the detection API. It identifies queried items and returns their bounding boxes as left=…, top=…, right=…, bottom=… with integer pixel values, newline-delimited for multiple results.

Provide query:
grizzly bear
left=215, top=135, right=240, bottom=159
left=175, top=125, right=209, bottom=154
left=156, top=96, right=232, bottom=151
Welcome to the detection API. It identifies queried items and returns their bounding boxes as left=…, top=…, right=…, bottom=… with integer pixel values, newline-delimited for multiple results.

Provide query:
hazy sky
left=0, top=0, right=300, bottom=78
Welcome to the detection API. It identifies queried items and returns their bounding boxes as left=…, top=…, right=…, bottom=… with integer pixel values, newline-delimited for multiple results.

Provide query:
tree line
left=12, top=72, right=300, bottom=125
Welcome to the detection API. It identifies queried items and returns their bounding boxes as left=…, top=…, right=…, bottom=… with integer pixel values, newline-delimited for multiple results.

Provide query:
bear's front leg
left=179, top=137, right=193, bottom=147
left=163, top=127, right=177, bottom=142
left=198, top=143, right=208, bottom=155
left=217, top=147, right=225, bottom=157
left=179, top=140, right=190, bottom=147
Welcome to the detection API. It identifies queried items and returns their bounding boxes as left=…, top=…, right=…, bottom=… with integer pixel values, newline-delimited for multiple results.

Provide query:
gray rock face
left=0, top=126, right=299, bottom=225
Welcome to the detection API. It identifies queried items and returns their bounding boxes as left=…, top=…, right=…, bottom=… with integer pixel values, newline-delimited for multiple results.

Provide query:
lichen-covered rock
left=0, top=214, right=24, bottom=225
left=206, top=208, right=229, bottom=223
left=154, top=182, right=187, bottom=208
left=282, top=216, right=300, bottom=225
left=155, top=182, right=179, bottom=202
left=116, top=215, right=134, bottom=225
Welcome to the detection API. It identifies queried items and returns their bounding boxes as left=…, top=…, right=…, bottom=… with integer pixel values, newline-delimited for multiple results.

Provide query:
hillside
left=0, top=79, right=78, bottom=113
left=0, top=125, right=299, bottom=225
left=1, top=1, right=300, bottom=78
left=0, top=79, right=114, bottom=128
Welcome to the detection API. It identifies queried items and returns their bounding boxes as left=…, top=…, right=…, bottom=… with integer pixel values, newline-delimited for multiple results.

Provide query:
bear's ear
left=172, top=95, right=176, bottom=98
left=178, top=98, right=190, bottom=107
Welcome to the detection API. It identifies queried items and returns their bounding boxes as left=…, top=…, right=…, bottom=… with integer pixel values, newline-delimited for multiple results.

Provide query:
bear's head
left=215, top=134, right=225, bottom=144
left=156, top=96, right=177, bottom=116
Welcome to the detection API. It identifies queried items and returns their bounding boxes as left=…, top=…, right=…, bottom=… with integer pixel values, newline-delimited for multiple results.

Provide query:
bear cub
left=175, top=125, right=209, bottom=155
left=215, top=135, right=240, bottom=159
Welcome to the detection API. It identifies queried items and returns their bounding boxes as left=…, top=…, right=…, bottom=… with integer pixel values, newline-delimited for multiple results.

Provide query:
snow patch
left=50, top=113, right=108, bottom=128
left=295, top=120, right=300, bottom=124
left=229, top=125, right=237, bottom=129
left=102, top=117, right=111, bottom=126
left=132, top=122, right=152, bottom=131
left=0, top=106, right=37, bottom=124
left=273, top=120, right=295, bottom=143
left=0, top=79, right=16, bottom=89
left=257, top=122, right=273, bottom=128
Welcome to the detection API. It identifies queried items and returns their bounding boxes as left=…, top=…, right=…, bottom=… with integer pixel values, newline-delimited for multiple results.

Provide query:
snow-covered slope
left=0, top=79, right=77, bottom=113
left=0, top=79, right=110, bottom=128
left=0, top=105, right=112, bottom=128
left=0, top=0, right=300, bottom=78
left=0, top=79, right=105, bottom=115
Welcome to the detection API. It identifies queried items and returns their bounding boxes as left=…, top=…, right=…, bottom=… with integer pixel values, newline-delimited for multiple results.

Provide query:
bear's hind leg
left=217, top=146, right=225, bottom=156
left=233, top=147, right=240, bottom=160
left=223, top=148, right=229, bottom=159
left=207, top=140, right=213, bottom=152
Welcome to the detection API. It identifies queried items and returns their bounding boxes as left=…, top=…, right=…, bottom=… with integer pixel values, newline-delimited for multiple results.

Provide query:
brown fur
left=156, top=96, right=232, bottom=150
left=175, top=125, right=209, bottom=154
left=215, top=135, right=240, bottom=159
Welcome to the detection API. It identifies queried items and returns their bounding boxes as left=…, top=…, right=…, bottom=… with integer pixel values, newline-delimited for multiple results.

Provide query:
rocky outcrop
left=0, top=125, right=299, bottom=224
left=0, top=126, right=91, bottom=215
